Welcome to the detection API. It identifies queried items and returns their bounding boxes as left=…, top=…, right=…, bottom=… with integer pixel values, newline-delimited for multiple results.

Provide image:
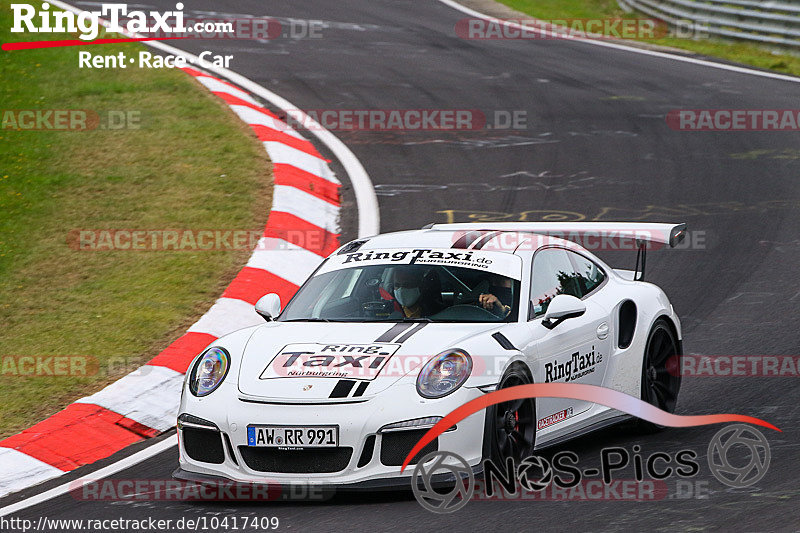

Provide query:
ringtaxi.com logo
left=11, top=2, right=190, bottom=41
left=8, top=4, right=318, bottom=42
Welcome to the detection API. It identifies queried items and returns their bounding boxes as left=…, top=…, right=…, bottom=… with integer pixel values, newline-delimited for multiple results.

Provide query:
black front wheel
left=489, top=366, right=536, bottom=463
left=638, top=318, right=682, bottom=432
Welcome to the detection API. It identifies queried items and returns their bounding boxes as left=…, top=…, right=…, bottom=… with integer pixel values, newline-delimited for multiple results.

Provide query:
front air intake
left=357, top=435, right=376, bottom=468
left=380, top=430, right=438, bottom=467
left=182, top=427, right=225, bottom=464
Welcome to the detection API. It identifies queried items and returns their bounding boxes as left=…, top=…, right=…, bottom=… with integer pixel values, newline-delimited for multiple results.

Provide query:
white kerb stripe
left=74, top=365, right=184, bottom=432
left=229, top=105, right=305, bottom=140
left=186, top=297, right=264, bottom=338
left=193, top=76, right=260, bottom=105
left=272, top=185, right=340, bottom=233
left=246, top=238, right=323, bottom=286
left=0, top=448, right=65, bottom=498
left=0, top=435, right=178, bottom=517
left=263, top=141, right=340, bottom=184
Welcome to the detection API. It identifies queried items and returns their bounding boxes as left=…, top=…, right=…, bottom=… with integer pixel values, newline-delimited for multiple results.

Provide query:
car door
left=565, top=249, right=613, bottom=386
left=528, top=248, right=612, bottom=429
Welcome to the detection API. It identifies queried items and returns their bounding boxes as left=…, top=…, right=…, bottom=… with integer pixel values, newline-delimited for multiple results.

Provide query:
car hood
left=236, top=321, right=497, bottom=401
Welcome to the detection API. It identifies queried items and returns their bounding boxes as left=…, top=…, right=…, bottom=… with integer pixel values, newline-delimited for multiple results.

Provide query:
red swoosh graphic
left=400, top=383, right=780, bottom=471
left=2, top=37, right=191, bottom=51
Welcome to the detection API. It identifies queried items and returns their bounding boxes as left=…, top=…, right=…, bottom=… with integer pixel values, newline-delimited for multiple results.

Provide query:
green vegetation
left=498, top=0, right=800, bottom=76
left=0, top=6, right=271, bottom=437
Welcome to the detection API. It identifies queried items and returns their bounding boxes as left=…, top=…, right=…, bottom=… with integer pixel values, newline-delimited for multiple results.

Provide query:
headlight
left=416, top=349, right=472, bottom=399
left=189, top=347, right=230, bottom=397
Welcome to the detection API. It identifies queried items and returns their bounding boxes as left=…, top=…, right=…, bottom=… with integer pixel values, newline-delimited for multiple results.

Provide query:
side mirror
left=255, top=293, right=281, bottom=321
left=541, top=294, right=586, bottom=330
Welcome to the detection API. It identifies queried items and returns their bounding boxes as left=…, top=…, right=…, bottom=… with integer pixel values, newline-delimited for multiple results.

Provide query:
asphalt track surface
left=4, top=0, right=800, bottom=530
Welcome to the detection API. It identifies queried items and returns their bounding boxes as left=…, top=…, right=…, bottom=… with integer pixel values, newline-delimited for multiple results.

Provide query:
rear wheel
left=489, top=366, right=536, bottom=463
left=638, top=318, right=681, bottom=432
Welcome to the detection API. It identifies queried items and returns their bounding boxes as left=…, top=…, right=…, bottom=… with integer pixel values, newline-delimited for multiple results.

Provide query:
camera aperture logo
left=707, top=424, right=770, bottom=488
left=412, top=451, right=474, bottom=514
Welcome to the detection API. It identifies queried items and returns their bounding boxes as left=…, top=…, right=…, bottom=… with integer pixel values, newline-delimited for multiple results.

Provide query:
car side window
left=568, top=252, right=606, bottom=297
left=529, top=248, right=581, bottom=318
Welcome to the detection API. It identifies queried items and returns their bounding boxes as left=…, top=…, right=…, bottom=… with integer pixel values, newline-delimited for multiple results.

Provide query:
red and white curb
left=0, top=67, right=341, bottom=498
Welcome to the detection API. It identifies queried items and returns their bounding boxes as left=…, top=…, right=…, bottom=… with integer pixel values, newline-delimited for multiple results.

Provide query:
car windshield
left=279, top=260, right=522, bottom=323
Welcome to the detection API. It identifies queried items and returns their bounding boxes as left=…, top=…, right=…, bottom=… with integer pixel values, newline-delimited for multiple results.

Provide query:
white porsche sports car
left=175, top=222, right=686, bottom=488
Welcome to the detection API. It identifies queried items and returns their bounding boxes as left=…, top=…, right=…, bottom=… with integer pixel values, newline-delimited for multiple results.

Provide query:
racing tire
left=487, top=365, right=537, bottom=464
left=637, top=318, right=682, bottom=433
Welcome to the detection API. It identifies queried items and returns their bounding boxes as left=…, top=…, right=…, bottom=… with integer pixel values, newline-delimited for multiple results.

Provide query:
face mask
left=394, top=287, right=420, bottom=307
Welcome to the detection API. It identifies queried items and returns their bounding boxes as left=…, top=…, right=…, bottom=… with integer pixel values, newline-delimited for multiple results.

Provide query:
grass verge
left=0, top=6, right=272, bottom=438
left=495, top=0, right=800, bottom=77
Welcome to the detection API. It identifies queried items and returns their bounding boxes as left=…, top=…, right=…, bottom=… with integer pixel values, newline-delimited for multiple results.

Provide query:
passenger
left=392, top=267, right=439, bottom=318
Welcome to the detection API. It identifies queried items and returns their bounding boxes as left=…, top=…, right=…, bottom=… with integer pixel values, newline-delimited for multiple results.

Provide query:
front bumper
left=173, top=463, right=484, bottom=493
left=177, top=379, right=486, bottom=487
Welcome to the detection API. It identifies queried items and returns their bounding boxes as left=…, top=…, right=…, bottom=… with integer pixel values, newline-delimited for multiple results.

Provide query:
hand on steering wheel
left=478, top=293, right=500, bottom=310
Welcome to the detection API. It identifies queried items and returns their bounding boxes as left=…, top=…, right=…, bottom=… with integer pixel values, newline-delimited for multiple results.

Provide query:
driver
left=478, top=274, right=514, bottom=318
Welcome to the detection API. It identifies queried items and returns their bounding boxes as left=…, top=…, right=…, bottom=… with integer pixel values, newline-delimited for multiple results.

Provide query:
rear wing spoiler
left=426, top=222, right=688, bottom=281
left=427, top=222, right=687, bottom=248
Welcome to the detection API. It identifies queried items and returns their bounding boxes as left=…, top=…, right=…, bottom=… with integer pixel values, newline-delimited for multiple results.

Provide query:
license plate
left=246, top=425, right=338, bottom=448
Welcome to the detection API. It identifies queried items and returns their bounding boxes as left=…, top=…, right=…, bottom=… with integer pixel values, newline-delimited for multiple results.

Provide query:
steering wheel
left=456, top=290, right=502, bottom=314
left=454, top=290, right=481, bottom=305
